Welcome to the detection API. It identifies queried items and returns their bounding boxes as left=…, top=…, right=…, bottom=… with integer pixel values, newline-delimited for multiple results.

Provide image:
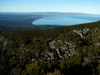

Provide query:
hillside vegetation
left=0, top=21, right=100, bottom=75
left=0, top=21, right=100, bottom=38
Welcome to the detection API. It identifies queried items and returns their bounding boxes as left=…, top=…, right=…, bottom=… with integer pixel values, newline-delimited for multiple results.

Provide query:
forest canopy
left=0, top=21, right=100, bottom=75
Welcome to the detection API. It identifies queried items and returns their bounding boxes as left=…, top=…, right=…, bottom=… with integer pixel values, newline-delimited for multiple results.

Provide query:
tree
left=47, top=69, right=62, bottom=75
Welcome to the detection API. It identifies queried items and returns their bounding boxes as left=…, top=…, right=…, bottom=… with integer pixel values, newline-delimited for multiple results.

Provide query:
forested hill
left=0, top=21, right=100, bottom=39
left=0, top=21, right=100, bottom=75
left=0, top=25, right=61, bottom=31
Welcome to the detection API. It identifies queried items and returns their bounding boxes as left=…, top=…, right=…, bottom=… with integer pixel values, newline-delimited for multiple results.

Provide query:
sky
left=0, top=0, right=100, bottom=14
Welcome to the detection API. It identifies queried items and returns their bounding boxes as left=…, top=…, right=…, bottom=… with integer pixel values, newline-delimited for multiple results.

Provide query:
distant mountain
left=0, top=12, right=88, bottom=16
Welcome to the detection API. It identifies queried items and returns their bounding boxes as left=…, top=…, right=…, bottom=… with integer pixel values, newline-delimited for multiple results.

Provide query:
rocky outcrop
left=0, top=36, right=14, bottom=52
left=31, top=39, right=77, bottom=61
left=0, top=27, right=100, bottom=62
left=73, top=27, right=90, bottom=39
left=92, top=27, right=98, bottom=35
left=0, top=36, right=4, bottom=41
left=48, top=40, right=76, bottom=60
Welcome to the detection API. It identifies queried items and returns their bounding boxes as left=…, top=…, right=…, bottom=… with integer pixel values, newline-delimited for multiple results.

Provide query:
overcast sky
left=0, top=0, right=100, bottom=14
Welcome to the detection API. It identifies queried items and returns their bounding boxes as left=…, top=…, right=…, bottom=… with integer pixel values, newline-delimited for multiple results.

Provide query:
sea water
left=33, top=14, right=100, bottom=26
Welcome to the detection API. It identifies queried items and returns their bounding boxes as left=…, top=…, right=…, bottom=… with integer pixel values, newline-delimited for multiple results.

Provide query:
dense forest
left=0, top=21, right=100, bottom=75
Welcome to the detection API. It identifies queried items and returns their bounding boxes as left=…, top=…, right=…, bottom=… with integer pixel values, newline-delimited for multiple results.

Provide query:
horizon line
left=0, top=11, right=100, bottom=15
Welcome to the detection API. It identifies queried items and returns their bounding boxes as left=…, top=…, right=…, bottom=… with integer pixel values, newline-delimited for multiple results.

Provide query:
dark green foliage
left=0, top=21, right=100, bottom=75
left=0, top=21, right=100, bottom=39
left=0, top=25, right=61, bottom=31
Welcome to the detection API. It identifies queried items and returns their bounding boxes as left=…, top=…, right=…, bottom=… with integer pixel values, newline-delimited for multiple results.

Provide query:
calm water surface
left=33, top=14, right=100, bottom=26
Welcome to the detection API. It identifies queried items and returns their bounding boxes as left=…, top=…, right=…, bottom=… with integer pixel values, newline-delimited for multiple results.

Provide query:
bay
left=33, top=14, right=100, bottom=26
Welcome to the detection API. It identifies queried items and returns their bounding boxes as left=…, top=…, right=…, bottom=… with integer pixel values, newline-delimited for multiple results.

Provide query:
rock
left=49, top=40, right=56, bottom=49
left=32, top=59, right=35, bottom=61
left=73, top=29, right=84, bottom=39
left=92, top=27, right=98, bottom=35
left=94, top=42, right=100, bottom=45
left=83, top=27, right=90, bottom=35
left=3, top=40, right=8, bottom=49
left=73, top=27, right=90, bottom=39
left=0, top=36, right=4, bottom=41
left=94, top=27, right=98, bottom=34
left=56, top=49, right=62, bottom=59
left=48, top=40, right=76, bottom=60
left=83, top=57, right=92, bottom=61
